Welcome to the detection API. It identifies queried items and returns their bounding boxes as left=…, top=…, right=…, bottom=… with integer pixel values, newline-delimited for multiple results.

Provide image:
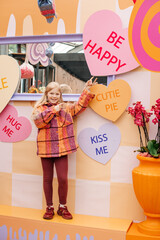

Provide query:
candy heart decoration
left=78, top=123, right=121, bottom=165
left=0, top=104, right=32, bottom=142
left=89, top=79, right=131, bottom=122
left=83, top=10, right=139, bottom=76
left=0, top=55, right=20, bottom=113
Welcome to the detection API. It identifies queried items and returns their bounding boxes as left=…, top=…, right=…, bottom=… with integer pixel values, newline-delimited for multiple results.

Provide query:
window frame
left=0, top=34, right=115, bottom=101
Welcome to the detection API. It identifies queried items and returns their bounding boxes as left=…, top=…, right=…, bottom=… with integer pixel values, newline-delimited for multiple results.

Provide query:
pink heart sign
left=83, top=10, right=139, bottom=76
left=0, top=105, right=32, bottom=142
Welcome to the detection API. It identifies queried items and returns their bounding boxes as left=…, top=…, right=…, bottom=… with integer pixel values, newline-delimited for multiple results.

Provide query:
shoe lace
left=47, top=206, right=54, bottom=212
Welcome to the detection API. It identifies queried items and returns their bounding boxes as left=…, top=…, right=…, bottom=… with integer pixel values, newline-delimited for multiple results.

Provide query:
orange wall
left=0, top=0, right=135, bottom=37
left=0, top=0, right=79, bottom=37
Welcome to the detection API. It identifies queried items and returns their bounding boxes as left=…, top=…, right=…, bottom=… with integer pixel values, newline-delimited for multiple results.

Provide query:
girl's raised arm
left=68, top=77, right=97, bottom=117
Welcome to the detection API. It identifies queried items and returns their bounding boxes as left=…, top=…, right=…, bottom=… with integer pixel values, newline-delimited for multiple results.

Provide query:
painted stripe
left=66, top=124, right=77, bottom=150
left=45, top=128, right=51, bottom=156
left=50, top=117, right=59, bottom=156
left=38, top=135, right=75, bottom=142
left=62, top=127, right=71, bottom=153
left=41, top=9, right=55, bottom=15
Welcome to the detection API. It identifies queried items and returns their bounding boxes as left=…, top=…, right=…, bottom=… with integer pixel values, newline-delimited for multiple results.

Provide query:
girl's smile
left=47, top=88, right=61, bottom=105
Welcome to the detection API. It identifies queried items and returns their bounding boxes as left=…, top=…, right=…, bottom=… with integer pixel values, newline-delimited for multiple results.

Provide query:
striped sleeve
left=69, top=89, right=95, bottom=117
left=33, top=105, right=57, bottom=129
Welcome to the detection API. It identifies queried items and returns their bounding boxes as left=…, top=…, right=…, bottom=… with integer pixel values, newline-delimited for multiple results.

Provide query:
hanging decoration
left=38, top=0, right=57, bottom=23
left=45, top=43, right=54, bottom=65
left=20, top=58, right=34, bottom=79
left=26, top=43, right=49, bottom=66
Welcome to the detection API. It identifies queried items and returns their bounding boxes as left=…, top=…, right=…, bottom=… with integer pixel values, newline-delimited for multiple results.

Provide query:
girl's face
left=47, top=87, right=61, bottom=105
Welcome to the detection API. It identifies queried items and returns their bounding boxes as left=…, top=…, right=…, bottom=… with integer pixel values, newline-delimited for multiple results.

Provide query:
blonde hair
left=33, top=82, right=63, bottom=111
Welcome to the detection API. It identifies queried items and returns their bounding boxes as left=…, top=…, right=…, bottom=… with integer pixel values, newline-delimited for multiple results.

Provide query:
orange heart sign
left=0, top=55, right=20, bottom=113
left=89, top=79, right=131, bottom=122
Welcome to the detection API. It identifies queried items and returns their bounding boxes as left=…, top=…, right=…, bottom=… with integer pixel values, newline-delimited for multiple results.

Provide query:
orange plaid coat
left=33, top=89, right=95, bottom=157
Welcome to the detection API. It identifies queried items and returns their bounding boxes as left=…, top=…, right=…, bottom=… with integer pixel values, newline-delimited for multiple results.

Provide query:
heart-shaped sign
left=78, top=123, right=121, bottom=165
left=83, top=10, right=139, bottom=76
left=0, top=104, right=32, bottom=142
left=89, top=79, right=131, bottom=122
left=0, top=55, right=20, bottom=113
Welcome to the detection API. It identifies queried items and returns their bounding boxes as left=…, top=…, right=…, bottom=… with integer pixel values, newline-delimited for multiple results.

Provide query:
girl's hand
left=84, top=77, right=98, bottom=91
left=54, top=105, right=60, bottom=111
left=54, top=103, right=66, bottom=111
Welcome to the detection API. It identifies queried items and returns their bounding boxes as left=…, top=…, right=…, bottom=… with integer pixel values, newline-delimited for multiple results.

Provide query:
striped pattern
left=38, top=1, right=56, bottom=22
left=33, top=89, right=95, bottom=157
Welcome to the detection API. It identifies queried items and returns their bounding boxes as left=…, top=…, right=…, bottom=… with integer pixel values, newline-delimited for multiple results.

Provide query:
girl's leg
left=54, top=155, right=68, bottom=204
left=55, top=155, right=73, bottom=219
left=41, top=157, right=54, bottom=206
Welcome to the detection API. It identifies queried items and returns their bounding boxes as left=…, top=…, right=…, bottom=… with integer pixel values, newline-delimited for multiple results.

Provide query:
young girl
left=32, top=77, right=96, bottom=220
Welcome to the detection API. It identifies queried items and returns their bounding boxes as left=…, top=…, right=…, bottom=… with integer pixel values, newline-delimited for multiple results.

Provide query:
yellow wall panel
left=76, top=148, right=111, bottom=181
left=12, top=141, right=42, bottom=175
left=110, top=182, right=145, bottom=221
left=0, top=173, right=12, bottom=205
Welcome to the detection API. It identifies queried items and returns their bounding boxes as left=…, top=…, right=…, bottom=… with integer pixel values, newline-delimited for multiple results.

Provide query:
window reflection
left=7, top=42, right=108, bottom=94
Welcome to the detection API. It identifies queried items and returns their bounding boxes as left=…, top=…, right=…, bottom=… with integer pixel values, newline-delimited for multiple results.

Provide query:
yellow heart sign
left=89, top=79, right=131, bottom=122
left=0, top=55, right=20, bottom=113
